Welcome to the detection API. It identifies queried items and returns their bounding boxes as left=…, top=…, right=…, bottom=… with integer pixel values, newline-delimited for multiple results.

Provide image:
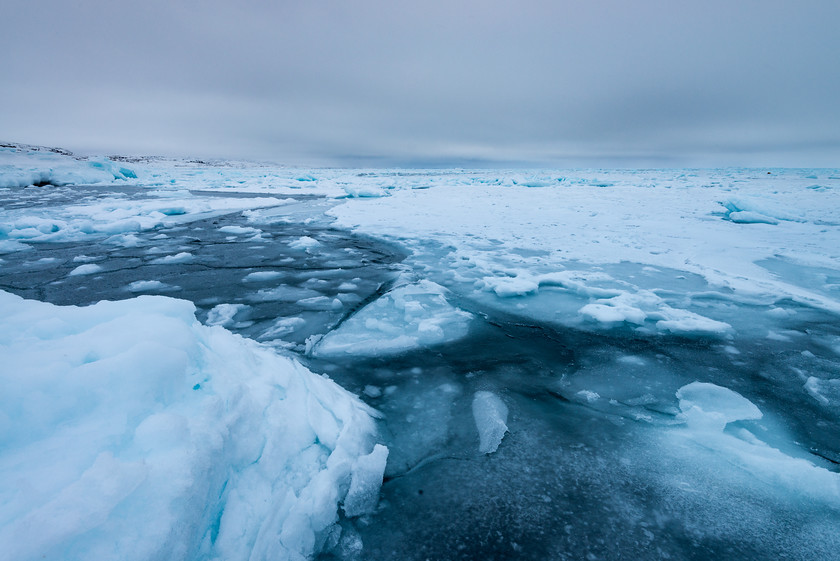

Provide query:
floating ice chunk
left=579, top=290, right=731, bottom=335
left=363, top=385, right=382, bottom=398
left=576, top=390, right=601, bottom=403
left=150, top=252, right=194, bottom=265
left=289, top=236, right=321, bottom=251
left=299, top=295, right=343, bottom=310
left=68, top=263, right=103, bottom=276
left=312, top=281, right=473, bottom=357
left=676, top=382, right=762, bottom=432
left=206, top=303, right=249, bottom=327
left=482, top=275, right=539, bottom=298
left=0, top=240, right=31, bottom=253
left=472, top=391, right=509, bottom=454
left=580, top=301, right=646, bottom=324
left=343, top=444, right=389, bottom=517
left=804, top=377, right=840, bottom=407
left=219, top=225, right=261, bottom=235
left=259, top=316, right=307, bottom=339
left=127, top=280, right=171, bottom=293
left=244, top=271, right=283, bottom=282
left=0, top=290, right=383, bottom=561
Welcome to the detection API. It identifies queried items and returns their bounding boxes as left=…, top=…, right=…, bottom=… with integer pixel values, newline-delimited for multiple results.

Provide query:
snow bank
left=0, top=291, right=385, bottom=561
left=0, top=147, right=136, bottom=188
left=312, top=280, right=473, bottom=357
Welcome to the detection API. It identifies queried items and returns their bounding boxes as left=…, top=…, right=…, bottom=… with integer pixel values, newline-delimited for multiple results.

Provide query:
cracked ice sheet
left=327, top=169, right=840, bottom=332
left=0, top=291, right=384, bottom=561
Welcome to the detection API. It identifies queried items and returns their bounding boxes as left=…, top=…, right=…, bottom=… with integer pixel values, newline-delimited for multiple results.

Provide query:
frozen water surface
left=2, top=148, right=840, bottom=560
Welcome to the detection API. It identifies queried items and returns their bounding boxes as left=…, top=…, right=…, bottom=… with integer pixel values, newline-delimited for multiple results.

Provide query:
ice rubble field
left=2, top=145, right=840, bottom=559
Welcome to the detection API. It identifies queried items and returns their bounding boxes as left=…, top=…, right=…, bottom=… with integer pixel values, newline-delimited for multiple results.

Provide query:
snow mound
left=0, top=291, right=384, bottom=561
left=313, top=280, right=473, bottom=357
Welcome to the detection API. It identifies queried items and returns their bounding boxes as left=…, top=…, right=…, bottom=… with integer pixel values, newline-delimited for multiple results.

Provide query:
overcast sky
left=2, top=0, right=839, bottom=167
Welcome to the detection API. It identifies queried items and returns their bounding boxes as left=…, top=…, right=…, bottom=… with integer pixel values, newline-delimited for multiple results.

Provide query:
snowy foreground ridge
left=0, top=291, right=386, bottom=561
left=3, top=146, right=840, bottom=559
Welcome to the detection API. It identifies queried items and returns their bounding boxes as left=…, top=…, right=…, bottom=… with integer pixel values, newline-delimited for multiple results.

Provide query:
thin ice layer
left=0, top=291, right=384, bottom=561
left=312, top=280, right=473, bottom=357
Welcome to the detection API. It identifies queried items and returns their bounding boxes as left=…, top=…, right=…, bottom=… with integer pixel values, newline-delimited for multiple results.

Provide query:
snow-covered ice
left=3, top=146, right=840, bottom=560
left=0, top=291, right=384, bottom=561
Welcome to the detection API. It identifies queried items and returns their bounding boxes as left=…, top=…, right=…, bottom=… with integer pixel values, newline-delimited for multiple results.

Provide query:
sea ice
left=150, top=252, right=194, bottom=265
left=804, top=377, right=840, bottom=407
left=68, top=263, right=102, bottom=276
left=343, top=444, right=389, bottom=517
left=312, top=280, right=473, bottom=357
left=206, top=303, right=249, bottom=327
left=676, top=381, right=762, bottom=431
left=472, top=391, right=509, bottom=454
left=244, top=271, right=284, bottom=282
left=0, top=291, right=385, bottom=561
left=670, top=381, right=840, bottom=503
left=127, top=280, right=171, bottom=292
left=289, top=236, right=321, bottom=251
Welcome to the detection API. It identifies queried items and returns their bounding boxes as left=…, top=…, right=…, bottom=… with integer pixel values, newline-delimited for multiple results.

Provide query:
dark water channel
left=3, top=197, right=840, bottom=560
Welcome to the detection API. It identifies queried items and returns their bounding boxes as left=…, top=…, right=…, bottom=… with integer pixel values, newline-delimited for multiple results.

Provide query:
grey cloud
left=2, top=0, right=838, bottom=166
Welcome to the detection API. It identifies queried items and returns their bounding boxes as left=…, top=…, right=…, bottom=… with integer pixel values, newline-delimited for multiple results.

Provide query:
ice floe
left=312, top=280, right=473, bottom=357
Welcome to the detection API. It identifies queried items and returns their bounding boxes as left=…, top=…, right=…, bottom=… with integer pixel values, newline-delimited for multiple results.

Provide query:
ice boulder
left=312, top=280, right=473, bottom=357
left=0, top=291, right=385, bottom=561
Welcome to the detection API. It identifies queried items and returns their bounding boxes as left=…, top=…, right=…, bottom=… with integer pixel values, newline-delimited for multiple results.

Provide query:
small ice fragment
left=150, top=252, right=194, bottom=265
left=127, top=280, right=167, bottom=292
left=206, top=303, right=248, bottom=327
left=259, top=316, right=306, bottom=339
left=363, top=385, right=382, bottom=398
left=289, top=236, right=320, bottom=251
left=218, top=225, right=260, bottom=235
left=577, top=390, right=600, bottom=403
left=472, top=391, right=509, bottom=454
left=243, top=271, right=283, bottom=282
left=343, top=444, right=389, bottom=517
left=69, top=263, right=102, bottom=276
